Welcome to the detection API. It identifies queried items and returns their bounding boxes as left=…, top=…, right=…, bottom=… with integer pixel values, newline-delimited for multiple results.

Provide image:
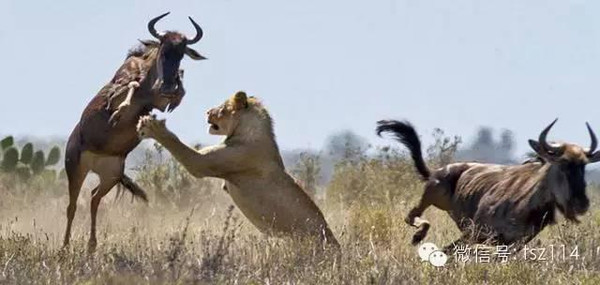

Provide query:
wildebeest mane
left=457, top=163, right=545, bottom=203
left=126, top=40, right=160, bottom=59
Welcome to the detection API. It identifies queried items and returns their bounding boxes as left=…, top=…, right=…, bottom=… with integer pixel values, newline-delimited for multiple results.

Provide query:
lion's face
left=206, top=91, right=249, bottom=136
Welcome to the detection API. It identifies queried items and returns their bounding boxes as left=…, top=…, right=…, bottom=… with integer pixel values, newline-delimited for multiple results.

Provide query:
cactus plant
left=1, top=147, right=19, bottom=172
left=0, top=136, right=14, bottom=150
left=20, top=143, right=33, bottom=164
left=30, top=150, right=45, bottom=175
left=15, top=165, right=32, bottom=180
left=0, top=136, right=62, bottom=180
left=46, top=146, right=60, bottom=166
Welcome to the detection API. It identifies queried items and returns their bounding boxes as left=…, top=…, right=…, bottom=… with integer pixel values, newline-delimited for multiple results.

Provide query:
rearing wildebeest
left=63, top=12, right=206, bottom=251
left=377, top=119, right=599, bottom=251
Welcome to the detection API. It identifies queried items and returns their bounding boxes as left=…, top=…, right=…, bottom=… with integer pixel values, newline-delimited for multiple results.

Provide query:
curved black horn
left=186, top=16, right=204, bottom=44
left=538, top=118, right=562, bottom=154
left=148, top=12, right=170, bottom=39
left=586, top=122, right=598, bottom=155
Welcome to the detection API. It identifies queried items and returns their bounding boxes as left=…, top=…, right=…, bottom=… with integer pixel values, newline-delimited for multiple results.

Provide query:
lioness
left=137, top=91, right=339, bottom=249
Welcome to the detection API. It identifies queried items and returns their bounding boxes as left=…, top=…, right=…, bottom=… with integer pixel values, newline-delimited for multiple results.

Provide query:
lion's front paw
left=137, top=115, right=167, bottom=139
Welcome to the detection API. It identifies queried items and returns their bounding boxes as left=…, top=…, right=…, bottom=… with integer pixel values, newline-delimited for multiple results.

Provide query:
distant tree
left=426, top=128, right=462, bottom=167
left=474, top=127, right=494, bottom=147
left=325, top=130, right=369, bottom=162
left=291, top=152, right=322, bottom=199
left=499, top=129, right=514, bottom=152
left=456, top=126, right=516, bottom=164
left=498, top=129, right=515, bottom=164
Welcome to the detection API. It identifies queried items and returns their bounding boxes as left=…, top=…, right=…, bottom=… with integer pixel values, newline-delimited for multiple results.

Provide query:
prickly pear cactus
left=30, top=150, right=46, bottom=175
left=15, top=165, right=31, bottom=180
left=20, top=143, right=33, bottom=164
left=0, top=136, right=62, bottom=180
left=46, top=147, right=60, bottom=166
left=1, top=147, right=19, bottom=171
left=0, top=136, right=14, bottom=150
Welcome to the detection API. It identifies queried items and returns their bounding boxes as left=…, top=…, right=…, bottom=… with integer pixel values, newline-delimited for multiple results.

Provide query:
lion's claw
left=137, top=115, right=165, bottom=139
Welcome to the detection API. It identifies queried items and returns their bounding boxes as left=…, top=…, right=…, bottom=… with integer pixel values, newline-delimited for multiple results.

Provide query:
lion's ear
left=233, top=91, right=248, bottom=110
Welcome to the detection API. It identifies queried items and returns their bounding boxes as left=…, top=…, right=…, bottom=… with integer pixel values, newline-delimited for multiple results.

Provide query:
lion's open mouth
left=210, top=123, right=220, bottom=131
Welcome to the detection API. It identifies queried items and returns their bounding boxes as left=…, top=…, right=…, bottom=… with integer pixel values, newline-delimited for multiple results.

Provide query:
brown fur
left=63, top=15, right=205, bottom=252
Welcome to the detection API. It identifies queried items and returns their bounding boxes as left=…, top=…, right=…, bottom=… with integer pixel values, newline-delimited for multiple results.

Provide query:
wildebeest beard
left=560, top=163, right=590, bottom=218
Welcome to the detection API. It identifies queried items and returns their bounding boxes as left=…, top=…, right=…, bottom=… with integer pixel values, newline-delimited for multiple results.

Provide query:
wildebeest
left=377, top=119, right=599, bottom=251
left=63, top=12, right=205, bottom=252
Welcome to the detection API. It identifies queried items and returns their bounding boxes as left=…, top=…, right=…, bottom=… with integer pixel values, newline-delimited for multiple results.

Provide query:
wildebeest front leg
left=87, top=155, right=125, bottom=253
left=109, top=81, right=140, bottom=126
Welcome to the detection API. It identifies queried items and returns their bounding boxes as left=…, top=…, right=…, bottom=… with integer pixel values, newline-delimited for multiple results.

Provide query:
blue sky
left=1, top=0, right=599, bottom=156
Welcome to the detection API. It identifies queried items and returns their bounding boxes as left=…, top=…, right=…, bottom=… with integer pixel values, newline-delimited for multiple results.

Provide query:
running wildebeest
left=377, top=119, right=599, bottom=252
left=63, top=12, right=206, bottom=251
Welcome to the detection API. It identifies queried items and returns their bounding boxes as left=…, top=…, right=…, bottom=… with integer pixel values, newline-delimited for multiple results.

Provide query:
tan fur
left=137, top=92, right=339, bottom=249
left=562, top=144, right=589, bottom=162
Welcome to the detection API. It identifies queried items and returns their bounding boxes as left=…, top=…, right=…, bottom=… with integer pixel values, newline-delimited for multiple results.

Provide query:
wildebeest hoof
left=411, top=225, right=430, bottom=245
left=137, top=115, right=166, bottom=138
left=87, top=240, right=98, bottom=254
left=412, top=233, right=425, bottom=245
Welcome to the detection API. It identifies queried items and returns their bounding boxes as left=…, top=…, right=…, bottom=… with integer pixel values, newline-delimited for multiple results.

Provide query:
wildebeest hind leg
left=63, top=160, right=89, bottom=247
left=410, top=217, right=430, bottom=245
left=87, top=156, right=124, bottom=253
left=405, top=195, right=433, bottom=245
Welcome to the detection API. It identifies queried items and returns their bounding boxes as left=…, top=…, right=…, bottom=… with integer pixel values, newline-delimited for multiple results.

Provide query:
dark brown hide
left=377, top=120, right=598, bottom=252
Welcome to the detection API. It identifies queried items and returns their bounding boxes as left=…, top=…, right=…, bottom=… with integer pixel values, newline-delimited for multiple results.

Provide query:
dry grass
left=1, top=148, right=600, bottom=284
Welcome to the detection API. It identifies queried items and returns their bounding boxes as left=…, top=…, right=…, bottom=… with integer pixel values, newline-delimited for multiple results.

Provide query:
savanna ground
left=2, top=142, right=600, bottom=285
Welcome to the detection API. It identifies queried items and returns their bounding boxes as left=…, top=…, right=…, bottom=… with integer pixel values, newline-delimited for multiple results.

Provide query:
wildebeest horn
left=148, top=12, right=170, bottom=39
left=586, top=122, right=598, bottom=155
left=538, top=118, right=563, bottom=155
left=185, top=16, right=203, bottom=44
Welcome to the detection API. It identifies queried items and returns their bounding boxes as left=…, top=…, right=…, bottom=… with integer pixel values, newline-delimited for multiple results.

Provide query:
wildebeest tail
left=376, top=120, right=431, bottom=180
left=120, top=175, right=149, bottom=202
